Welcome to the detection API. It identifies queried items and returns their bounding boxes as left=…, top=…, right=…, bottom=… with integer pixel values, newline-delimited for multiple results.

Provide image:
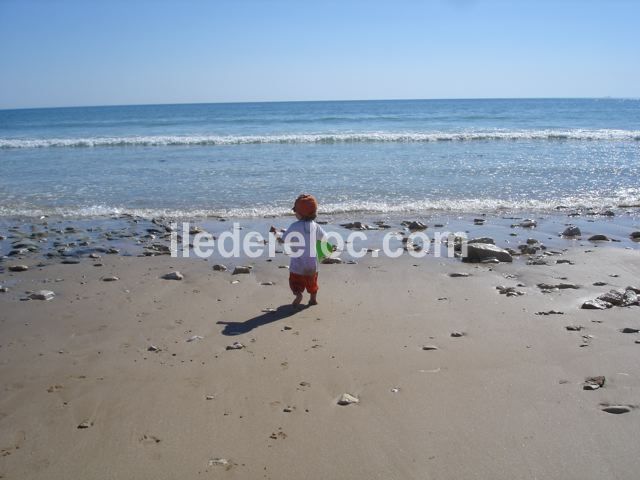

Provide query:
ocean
left=0, top=98, right=639, bottom=219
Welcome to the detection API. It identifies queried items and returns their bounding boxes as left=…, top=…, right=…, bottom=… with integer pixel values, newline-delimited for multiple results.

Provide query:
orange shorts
left=289, top=272, right=319, bottom=295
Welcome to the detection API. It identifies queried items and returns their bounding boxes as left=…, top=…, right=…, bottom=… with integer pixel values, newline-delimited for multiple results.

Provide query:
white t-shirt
left=283, top=220, right=327, bottom=276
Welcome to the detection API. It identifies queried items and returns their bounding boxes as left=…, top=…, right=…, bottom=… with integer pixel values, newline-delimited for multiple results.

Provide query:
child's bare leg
left=292, top=293, right=303, bottom=306
left=308, top=293, right=318, bottom=305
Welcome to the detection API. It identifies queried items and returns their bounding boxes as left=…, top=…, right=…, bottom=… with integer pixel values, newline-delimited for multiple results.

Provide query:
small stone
left=620, top=327, right=640, bottom=334
left=593, top=281, right=607, bottom=286
left=561, top=226, right=581, bottom=237
left=283, top=406, right=294, bottom=413
left=630, top=231, right=640, bottom=240
left=337, top=393, right=359, bottom=405
left=186, top=335, right=204, bottom=342
left=535, top=310, right=564, bottom=315
left=101, top=276, right=119, bottom=282
left=29, top=290, right=55, bottom=301
left=261, top=281, right=275, bottom=286
left=449, top=272, right=470, bottom=278
left=162, top=271, right=183, bottom=280
left=77, top=421, right=92, bottom=429
left=8, top=265, right=29, bottom=272
left=147, top=345, right=160, bottom=352
left=450, top=331, right=465, bottom=338
left=205, top=395, right=215, bottom=400
left=208, top=458, right=230, bottom=467
left=581, top=299, right=612, bottom=310
left=565, top=325, right=584, bottom=331
left=89, top=253, right=101, bottom=259
left=232, top=266, right=252, bottom=275
left=555, top=259, right=575, bottom=265
left=226, top=342, right=244, bottom=350
left=464, top=243, right=512, bottom=263
left=519, top=219, right=537, bottom=228
left=601, top=405, right=632, bottom=415
left=322, top=258, right=343, bottom=264
left=213, top=264, right=227, bottom=271
left=0, top=286, right=7, bottom=293
left=588, top=234, right=610, bottom=241
left=407, top=221, right=427, bottom=231
left=583, top=376, right=605, bottom=390
left=422, top=345, right=439, bottom=351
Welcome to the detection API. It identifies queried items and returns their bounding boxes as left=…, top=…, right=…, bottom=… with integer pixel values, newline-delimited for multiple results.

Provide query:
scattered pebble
left=422, top=345, right=439, bottom=351
left=583, top=376, right=605, bottom=390
left=8, top=265, right=29, bottom=272
left=449, top=272, right=470, bottom=278
left=450, top=331, right=465, bottom=338
left=186, top=335, right=204, bottom=342
left=162, top=271, right=183, bottom=280
left=620, top=327, right=640, bottom=334
left=29, top=290, right=55, bottom=301
left=232, top=266, right=252, bottom=275
left=337, top=393, right=359, bottom=405
left=212, top=264, right=227, bottom=271
left=147, top=345, right=160, bottom=352
left=226, top=342, right=244, bottom=350
left=101, top=276, right=119, bottom=282
left=77, top=421, right=92, bottom=429
left=601, top=405, right=633, bottom=415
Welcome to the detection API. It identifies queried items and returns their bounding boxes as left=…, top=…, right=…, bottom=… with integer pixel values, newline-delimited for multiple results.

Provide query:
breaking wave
left=2, top=129, right=640, bottom=149
left=1, top=195, right=638, bottom=220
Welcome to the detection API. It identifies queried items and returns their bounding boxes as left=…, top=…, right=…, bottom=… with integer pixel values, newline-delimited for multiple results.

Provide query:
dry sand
left=1, top=237, right=640, bottom=479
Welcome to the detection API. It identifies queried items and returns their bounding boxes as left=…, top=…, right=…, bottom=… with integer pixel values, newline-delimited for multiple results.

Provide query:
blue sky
left=0, top=0, right=638, bottom=109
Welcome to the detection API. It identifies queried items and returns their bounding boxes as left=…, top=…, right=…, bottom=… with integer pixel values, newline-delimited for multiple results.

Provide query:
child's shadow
left=217, top=305, right=304, bottom=336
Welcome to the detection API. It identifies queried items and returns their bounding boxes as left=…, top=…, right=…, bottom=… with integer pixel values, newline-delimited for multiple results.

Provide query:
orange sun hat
left=292, top=194, right=318, bottom=217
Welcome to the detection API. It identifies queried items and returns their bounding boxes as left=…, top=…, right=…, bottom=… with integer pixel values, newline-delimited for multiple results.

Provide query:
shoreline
left=2, top=233, right=640, bottom=478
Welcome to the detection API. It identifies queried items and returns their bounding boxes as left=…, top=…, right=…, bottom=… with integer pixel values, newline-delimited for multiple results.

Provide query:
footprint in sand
left=139, top=434, right=162, bottom=445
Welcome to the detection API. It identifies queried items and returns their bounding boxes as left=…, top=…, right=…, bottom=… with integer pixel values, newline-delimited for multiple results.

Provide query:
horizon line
left=1, top=96, right=637, bottom=112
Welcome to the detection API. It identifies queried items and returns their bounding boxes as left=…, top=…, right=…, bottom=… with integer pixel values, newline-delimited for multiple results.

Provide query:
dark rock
left=213, top=264, right=227, bottom=271
left=601, top=405, right=632, bottom=414
left=464, top=243, right=512, bottom=263
left=232, top=266, right=252, bottom=274
left=620, top=327, right=640, bottom=334
left=561, top=226, right=581, bottom=237
left=8, top=265, right=29, bottom=272
left=588, top=234, right=610, bottom=241
left=162, top=271, right=184, bottom=280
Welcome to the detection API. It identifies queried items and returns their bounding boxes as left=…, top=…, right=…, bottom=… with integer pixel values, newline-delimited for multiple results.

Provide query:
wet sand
left=1, top=214, right=640, bottom=479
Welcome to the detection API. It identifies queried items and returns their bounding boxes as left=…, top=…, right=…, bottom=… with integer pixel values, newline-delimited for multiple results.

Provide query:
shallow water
left=1, top=98, right=639, bottom=218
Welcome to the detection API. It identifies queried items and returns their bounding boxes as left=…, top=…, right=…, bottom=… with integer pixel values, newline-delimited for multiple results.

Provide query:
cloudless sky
left=0, top=0, right=638, bottom=109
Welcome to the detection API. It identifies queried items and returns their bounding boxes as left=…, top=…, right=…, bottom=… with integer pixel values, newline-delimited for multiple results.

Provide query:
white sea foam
left=1, top=194, right=637, bottom=220
left=2, top=129, right=640, bottom=149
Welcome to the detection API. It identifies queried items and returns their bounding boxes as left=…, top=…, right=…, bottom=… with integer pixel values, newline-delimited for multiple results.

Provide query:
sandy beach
left=1, top=215, right=639, bottom=479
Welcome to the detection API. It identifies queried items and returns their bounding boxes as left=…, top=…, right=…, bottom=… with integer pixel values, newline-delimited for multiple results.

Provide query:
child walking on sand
left=282, top=194, right=327, bottom=306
